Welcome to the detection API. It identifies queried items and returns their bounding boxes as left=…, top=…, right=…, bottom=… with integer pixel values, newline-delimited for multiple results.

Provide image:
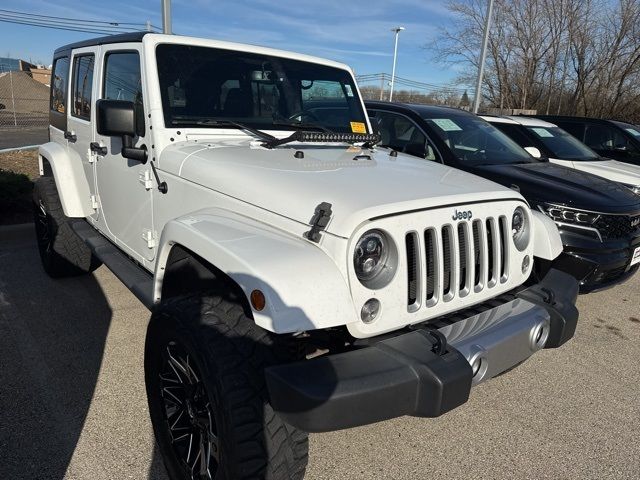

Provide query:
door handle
left=64, top=131, right=77, bottom=142
left=90, top=142, right=108, bottom=156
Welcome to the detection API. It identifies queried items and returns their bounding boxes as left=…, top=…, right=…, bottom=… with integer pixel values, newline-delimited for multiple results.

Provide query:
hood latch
left=304, top=202, right=333, bottom=243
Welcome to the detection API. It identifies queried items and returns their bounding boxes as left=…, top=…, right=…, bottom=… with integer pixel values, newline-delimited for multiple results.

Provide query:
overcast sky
left=0, top=0, right=465, bottom=85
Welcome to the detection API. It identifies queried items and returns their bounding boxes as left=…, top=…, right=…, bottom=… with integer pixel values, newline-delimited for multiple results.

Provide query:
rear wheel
left=32, top=177, right=100, bottom=278
left=145, top=294, right=308, bottom=480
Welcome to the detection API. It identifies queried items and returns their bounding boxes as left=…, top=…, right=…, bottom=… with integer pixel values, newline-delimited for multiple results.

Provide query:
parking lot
left=1, top=223, right=639, bottom=480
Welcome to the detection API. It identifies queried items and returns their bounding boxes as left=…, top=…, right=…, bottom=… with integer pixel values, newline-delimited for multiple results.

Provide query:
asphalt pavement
left=0, top=126, right=48, bottom=149
left=1, top=224, right=639, bottom=480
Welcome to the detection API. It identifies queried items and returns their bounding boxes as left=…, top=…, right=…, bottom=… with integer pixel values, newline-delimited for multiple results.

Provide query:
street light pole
left=389, top=26, right=404, bottom=102
left=162, top=0, right=172, bottom=34
left=472, top=0, right=494, bottom=113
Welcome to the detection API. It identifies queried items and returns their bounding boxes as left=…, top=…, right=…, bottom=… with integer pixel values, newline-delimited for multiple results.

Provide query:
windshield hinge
left=304, top=202, right=332, bottom=243
left=139, top=170, right=154, bottom=190
left=142, top=229, right=157, bottom=249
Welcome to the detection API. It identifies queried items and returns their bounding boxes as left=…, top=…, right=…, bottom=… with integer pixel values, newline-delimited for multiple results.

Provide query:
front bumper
left=265, top=269, right=578, bottom=433
left=555, top=228, right=640, bottom=293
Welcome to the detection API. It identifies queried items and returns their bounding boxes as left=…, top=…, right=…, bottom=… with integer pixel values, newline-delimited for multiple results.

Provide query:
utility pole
left=472, top=0, right=494, bottom=113
left=162, top=0, right=172, bottom=34
left=389, top=26, right=404, bottom=102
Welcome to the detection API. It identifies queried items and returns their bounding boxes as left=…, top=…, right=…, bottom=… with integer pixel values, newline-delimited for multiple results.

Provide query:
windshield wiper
left=170, top=117, right=276, bottom=143
left=272, top=119, right=335, bottom=134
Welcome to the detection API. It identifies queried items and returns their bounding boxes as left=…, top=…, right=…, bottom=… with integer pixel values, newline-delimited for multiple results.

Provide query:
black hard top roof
left=364, top=100, right=474, bottom=117
left=54, top=32, right=149, bottom=56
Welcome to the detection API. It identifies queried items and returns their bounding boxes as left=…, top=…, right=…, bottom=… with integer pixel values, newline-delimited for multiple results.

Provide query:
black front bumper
left=555, top=228, right=640, bottom=293
left=265, top=269, right=578, bottom=433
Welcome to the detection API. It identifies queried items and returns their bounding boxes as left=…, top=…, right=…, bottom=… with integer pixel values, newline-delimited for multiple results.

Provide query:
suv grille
left=594, top=214, right=640, bottom=240
left=406, top=216, right=510, bottom=310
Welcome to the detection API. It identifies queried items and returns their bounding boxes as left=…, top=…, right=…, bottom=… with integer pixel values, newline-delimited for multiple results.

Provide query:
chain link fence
left=0, top=70, right=49, bottom=149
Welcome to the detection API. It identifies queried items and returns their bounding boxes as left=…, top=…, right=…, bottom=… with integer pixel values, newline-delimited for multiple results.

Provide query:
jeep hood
left=159, top=138, right=524, bottom=237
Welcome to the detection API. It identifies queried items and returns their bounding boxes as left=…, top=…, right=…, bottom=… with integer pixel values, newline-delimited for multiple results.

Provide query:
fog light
left=530, top=322, right=549, bottom=350
left=361, top=298, right=381, bottom=323
left=471, top=356, right=483, bottom=377
left=522, top=255, right=531, bottom=274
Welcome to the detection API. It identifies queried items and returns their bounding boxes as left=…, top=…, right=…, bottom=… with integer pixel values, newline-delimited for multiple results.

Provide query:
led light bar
left=265, top=131, right=381, bottom=148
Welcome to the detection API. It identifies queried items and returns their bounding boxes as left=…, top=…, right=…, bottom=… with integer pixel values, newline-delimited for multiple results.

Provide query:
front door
left=67, top=47, right=99, bottom=223
left=94, top=45, right=155, bottom=263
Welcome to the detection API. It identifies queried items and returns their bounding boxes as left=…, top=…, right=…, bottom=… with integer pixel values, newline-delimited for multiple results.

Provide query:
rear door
left=67, top=47, right=99, bottom=223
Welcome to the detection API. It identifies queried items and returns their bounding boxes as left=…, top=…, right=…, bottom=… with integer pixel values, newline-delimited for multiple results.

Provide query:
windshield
left=525, top=126, right=599, bottom=161
left=155, top=44, right=368, bottom=134
left=420, top=114, right=534, bottom=165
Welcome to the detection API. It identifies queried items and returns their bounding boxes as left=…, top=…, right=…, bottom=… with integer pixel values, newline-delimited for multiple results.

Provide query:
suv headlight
left=538, top=204, right=600, bottom=226
left=353, top=229, right=398, bottom=289
left=512, top=206, right=530, bottom=251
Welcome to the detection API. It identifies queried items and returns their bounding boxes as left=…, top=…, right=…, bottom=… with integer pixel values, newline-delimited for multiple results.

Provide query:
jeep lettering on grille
left=452, top=209, right=473, bottom=221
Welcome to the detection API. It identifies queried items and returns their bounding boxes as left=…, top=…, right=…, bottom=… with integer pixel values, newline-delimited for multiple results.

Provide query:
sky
left=0, top=0, right=466, bottom=87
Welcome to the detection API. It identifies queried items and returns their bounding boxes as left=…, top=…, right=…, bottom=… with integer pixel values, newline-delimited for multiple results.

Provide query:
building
left=0, top=57, right=51, bottom=86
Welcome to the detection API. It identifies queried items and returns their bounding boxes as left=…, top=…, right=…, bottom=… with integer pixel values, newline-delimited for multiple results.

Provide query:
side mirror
left=96, top=99, right=147, bottom=163
left=524, top=146, right=542, bottom=158
left=97, top=99, right=136, bottom=137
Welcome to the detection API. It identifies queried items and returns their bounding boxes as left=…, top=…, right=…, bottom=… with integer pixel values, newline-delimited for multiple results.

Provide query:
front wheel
left=145, top=294, right=308, bottom=480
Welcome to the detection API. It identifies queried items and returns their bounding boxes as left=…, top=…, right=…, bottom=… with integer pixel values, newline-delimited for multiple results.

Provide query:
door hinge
left=142, top=229, right=157, bottom=249
left=87, top=148, right=95, bottom=164
left=138, top=170, right=154, bottom=190
left=90, top=195, right=99, bottom=210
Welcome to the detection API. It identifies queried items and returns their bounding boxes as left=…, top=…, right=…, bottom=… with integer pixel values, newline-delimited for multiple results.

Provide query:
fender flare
left=38, top=142, right=93, bottom=217
left=531, top=210, right=563, bottom=261
left=154, top=209, right=358, bottom=334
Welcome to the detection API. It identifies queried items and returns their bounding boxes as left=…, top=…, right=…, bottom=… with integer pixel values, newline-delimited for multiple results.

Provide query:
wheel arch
left=153, top=211, right=358, bottom=334
left=38, top=142, right=93, bottom=218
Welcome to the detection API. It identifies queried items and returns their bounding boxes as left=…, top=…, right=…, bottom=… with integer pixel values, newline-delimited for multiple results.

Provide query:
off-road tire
left=32, top=177, right=100, bottom=278
left=145, top=294, right=309, bottom=480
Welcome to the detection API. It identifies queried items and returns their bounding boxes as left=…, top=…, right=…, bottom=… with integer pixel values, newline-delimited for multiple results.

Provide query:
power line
left=0, top=8, right=157, bottom=29
left=0, top=17, right=128, bottom=35
left=0, top=8, right=161, bottom=36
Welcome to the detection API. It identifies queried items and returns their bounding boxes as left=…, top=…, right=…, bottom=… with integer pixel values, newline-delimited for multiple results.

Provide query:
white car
left=35, top=32, right=578, bottom=479
left=483, top=115, right=640, bottom=194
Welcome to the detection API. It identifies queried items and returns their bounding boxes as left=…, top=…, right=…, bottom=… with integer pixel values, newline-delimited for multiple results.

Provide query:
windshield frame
left=153, top=42, right=370, bottom=135
left=418, top=112, right=537, bottom=166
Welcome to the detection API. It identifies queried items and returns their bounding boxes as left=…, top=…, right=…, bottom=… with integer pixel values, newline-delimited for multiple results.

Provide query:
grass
left=0, top=149, right=39, bottom=225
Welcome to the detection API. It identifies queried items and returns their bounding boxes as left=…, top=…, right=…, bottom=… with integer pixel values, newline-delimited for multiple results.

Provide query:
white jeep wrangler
left=36, top=32, right=578, bottom=479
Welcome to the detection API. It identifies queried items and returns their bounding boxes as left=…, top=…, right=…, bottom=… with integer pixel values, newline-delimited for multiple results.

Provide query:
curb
left=0, top=145, right=40, bottom=154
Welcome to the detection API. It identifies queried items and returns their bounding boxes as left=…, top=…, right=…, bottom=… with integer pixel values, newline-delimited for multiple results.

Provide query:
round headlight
left=512, top=206, right=530, bottom=251
left=353, top=229, right=397, bottom=288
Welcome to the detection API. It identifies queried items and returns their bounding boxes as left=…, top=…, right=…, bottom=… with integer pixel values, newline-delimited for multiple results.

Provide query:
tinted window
left=421, top=113, right=533, bottom=165
left=372, top=110, right=436, bottom=160
left=585, top=124, right=637, bottom=153
left=155, top=44, right=367, bottom=133
left=492, top=123, right=536, bottom=149
left=103, top=51, right=144, bottom=135
left=71, top=55, right=94, bottom=119
left=51, top=56, right=69, bottom=113
left=526, top=126, right=599, bottom=161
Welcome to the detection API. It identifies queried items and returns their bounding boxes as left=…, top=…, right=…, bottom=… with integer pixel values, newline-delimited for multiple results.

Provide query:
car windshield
left=525, top=126, right=599, bottom=161
left=420, top=113, right=534, bottom=165
left=612, top=121, right=640, bottom=139
left=155, top=44, right=368, bottom=134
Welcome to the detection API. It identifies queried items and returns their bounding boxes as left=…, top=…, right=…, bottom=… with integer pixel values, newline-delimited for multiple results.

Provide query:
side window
left=50, top=56, right=70, bottom=114
left=494, top=123, right=534, bottom=149
left=71, top=55, right=94, bottom=120
left=585, top=125, right=632, bottom=151
left=103, top=51, right=145, bottom=135
left=374, top=111, right=436, bottom=160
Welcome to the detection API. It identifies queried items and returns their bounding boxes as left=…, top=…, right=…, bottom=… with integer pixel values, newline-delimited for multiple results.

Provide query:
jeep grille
left=405, top=216, right=510, bottom=310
